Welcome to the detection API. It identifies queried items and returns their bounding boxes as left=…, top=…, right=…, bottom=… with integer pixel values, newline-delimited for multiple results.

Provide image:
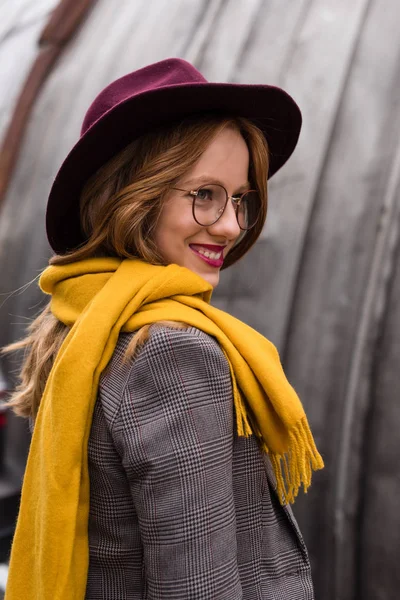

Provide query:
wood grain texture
left=282, top=0, right=400, bottom=597
left=215, top=0, right=370, bottom=348
left=0, top=0, right=59, bottom=139
left=0, top=0, right=97, bottom=208
left=359, top=211, right=400, bottom=599
left=40, top=0, right=96, bottom=44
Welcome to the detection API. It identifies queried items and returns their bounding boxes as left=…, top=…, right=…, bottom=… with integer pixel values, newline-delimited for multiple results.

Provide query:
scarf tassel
left=268, top=419, right=324, bottom=504
left=225, top=352, right=323, bottom=505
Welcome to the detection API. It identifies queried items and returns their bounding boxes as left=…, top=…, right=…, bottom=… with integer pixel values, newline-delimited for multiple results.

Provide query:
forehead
left=181, top=127, right=250, bottom=189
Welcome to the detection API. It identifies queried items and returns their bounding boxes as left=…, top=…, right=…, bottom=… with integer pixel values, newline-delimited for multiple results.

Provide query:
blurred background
left=1, top=0, right=400, bottom=598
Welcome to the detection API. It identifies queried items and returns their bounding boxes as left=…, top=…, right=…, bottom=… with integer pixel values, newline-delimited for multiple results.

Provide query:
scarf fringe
left=268, top=419, right=324, bottom=504
left=229, top=367, right=324, bottom=506
left=223, top=351, right=323, bottom=505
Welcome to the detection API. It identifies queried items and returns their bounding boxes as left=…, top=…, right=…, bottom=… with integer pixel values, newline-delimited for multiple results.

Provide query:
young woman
left=4, top=58, right=323, bottom=600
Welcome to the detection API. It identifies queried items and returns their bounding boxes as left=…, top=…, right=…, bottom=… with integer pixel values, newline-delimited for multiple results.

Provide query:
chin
left=201, top=272, right=220, bottom=288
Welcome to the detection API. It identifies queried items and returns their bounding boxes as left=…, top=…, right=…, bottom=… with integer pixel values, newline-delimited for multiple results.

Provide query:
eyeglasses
left=172, top=183, right=260, bottom=231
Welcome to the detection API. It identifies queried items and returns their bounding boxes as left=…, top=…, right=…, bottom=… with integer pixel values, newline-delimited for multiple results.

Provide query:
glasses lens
left=193, top=184, right=227, bottom=226
left=237, top=191, right=260, bottom=230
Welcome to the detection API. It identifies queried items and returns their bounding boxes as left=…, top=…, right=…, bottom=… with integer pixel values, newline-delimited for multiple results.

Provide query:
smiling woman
left=74, top=112, right=269, bottom=274
left=3, top=58, right=323, bottom=600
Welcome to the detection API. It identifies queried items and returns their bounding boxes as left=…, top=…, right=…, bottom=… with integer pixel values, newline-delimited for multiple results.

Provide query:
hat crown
left=81, top=58, right=207, bottom=136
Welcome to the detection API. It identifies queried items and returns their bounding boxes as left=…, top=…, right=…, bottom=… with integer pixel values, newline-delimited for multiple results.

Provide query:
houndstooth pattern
left=85, top=326, right=314, bottom=599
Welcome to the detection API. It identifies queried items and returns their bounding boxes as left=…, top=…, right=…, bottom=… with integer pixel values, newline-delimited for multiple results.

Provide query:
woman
left=4, top=58, right=323, bottom=599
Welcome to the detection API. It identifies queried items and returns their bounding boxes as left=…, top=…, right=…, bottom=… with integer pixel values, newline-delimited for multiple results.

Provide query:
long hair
left=4, top=114, right=269, bottom=419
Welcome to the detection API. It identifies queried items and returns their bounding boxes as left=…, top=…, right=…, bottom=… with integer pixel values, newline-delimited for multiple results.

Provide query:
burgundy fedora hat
left=46, top=57, right=302, bottom=254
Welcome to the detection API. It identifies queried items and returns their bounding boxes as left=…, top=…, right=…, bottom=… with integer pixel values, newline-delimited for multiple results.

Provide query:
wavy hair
left=4, top=114, right=269, bottom=419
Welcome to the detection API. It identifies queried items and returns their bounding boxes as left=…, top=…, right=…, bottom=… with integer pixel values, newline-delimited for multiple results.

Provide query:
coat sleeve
left=112, top=326, right=243, bottom=600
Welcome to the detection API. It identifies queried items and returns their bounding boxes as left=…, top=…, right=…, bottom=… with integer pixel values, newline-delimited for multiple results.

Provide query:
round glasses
left=172, top=183, right=260, bottom=230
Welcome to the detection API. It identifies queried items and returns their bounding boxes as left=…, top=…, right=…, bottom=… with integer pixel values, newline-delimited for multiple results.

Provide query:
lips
left=189, top=243, right=225, bottom=268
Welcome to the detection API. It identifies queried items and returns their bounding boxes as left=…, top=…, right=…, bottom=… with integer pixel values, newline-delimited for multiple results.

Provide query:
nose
left=206, top=198, right=241, bottom=240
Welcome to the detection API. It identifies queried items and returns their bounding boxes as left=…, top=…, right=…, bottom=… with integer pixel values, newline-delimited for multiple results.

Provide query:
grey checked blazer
left=86, top=326, right=314, bottom=599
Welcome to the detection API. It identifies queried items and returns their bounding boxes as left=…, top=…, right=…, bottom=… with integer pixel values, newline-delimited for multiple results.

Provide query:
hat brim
left=46, top=82, right=301, bottom=253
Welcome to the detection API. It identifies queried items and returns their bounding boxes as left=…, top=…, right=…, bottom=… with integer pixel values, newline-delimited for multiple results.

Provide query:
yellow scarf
left=6, top=258, right=323, bottom=600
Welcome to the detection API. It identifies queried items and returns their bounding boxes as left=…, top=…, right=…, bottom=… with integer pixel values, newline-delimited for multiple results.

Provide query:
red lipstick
left=189, top=244, right=225, bottom=268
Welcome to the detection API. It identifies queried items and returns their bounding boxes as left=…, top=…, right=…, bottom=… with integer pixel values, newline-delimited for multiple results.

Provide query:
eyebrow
left=181, top=175, right=251, bottom=193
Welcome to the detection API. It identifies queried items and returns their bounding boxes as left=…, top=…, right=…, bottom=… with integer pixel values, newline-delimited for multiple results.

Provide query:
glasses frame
left=172, top=183, right=259, bottom=231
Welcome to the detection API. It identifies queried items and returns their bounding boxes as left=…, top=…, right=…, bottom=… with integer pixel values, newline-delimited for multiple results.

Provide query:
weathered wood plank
left=190, top=0, right=264, bottom=80
left=234, top=0, right=312, bottom=84
left=333, top=138, right=400, bottom=600
left=0, top=0, right=57, bottom=41
left=0, top=0, right=58, bottom=139
left=359, top=221, right=400, bottom=599
left=210, top=0, right=311, bottom=312
left=282, top=0, right=400, bottom=597
left=215, top=0, right=370, bottom=347
left=0, top=0, right=98, bottom=207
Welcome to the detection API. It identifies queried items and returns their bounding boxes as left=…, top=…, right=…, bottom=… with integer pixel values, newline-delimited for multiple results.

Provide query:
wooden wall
left=1, top=1, right=400, bottom=598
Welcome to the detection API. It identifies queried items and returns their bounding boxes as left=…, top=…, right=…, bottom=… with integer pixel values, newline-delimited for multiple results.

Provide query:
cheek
left=154, top=213, right=193, bottom=261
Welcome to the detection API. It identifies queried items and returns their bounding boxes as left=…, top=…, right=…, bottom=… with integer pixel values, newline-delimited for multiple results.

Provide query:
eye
left=195, top=187, right=213, bottom=202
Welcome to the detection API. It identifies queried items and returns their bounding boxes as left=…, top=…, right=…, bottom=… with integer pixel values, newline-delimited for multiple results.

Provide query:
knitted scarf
left=6, top=258, right=323, bottom=600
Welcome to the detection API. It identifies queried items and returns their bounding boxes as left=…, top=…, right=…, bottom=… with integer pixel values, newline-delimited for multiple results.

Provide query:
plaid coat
left=86, top=326, right=314, bottom=599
